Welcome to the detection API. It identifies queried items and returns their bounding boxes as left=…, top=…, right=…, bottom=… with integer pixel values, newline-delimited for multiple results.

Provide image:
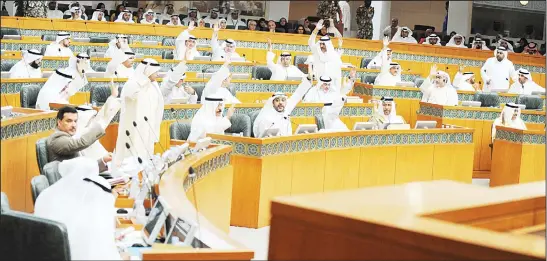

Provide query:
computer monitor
left=194, top=56, right=212, bottom=61
left=259, top=127, right=280, bottom=138
left=461, top=101, right=482, bottom=107
left=170, top=97, right=189, bottom=104
left=353, top=122, right=375, bottom=130
left=386, top=123, right=411, bottom=130
left=165, top=215, right=198, bottom=247
left=414, top=121, right=437, bottom=129
left=395, top=81, right=415, bottom=87
left=489, top=88, right=508, bottom=93
left=286, top=76, right=302, bottom=81
left=142, top=196, right=170, bottom=246
left=531, top=91, right=545, bottom=96
left=294, top=124, right=318, bottom=135
left=84, top=72, right=105, bottom=78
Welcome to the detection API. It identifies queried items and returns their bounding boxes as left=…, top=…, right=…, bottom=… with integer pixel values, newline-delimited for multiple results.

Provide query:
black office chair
left=361, top=75, right=377, bottom=84
left=20, top=84, right=41, bottom=108
left=360, top=58, right=372, bottom=69
left=1, top=60, right=17, bottom=71
left=474, top=93, right=500, bottom=108
left=226, top=25, right=235, bottom=29
left=169, top=122, right=191, bottom=140
left=252, top=66, right=272, bottom=80
left=42, top=161, right=62, bottom=186
left=315, top=115, right=325, bottom=130
left=248, top=110, right=261, bottom=137
left=89, top=37, right=110, bottom=43
left=0, top=192, right=9, bottom=213
left=1, top=211, right=71, bottom=260
left=225, top=114, right=252, bottom=137
left=31, top=175, right=50, bottom=205
left=162, top=50, right=174, bottom=60
left=237, top=25, right=247, bottom=30
left=35, top=138, right=50, bottom=175
left=516, top=95, right=544, bottom=110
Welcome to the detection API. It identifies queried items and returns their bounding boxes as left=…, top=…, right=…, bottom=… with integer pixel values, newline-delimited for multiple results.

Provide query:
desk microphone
left=125, top=142, right=154, bottom=206
left=82, top=69, right=91, bottom=105
left=259, top=121, right=276, bottom=138
left=131, top=121, right=158, bottom=168
left=170, top=108, right=188, bottom=140
left=143, top=116, right=167, bottom=152
left=188, top=166, right=203, bottom=248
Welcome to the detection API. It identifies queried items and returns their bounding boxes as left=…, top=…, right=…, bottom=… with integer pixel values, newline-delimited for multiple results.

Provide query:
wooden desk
left=269, top=180, right=545, bottom=260
left=416, top=102, right=545, bottom=177
left=145, top=144, right=254, bottom=260
left=208, top=127, right=474, bottom=228
left=354, top=83, right=546, bottom=126
left=490, top=126, right=546, bottom=187
left=0, top=107, right=56, bottom=212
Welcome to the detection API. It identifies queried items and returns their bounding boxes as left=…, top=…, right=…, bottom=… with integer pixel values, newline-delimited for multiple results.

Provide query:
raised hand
left=110, top=78, right=119, bottom=98
left=226, top=104, right=235, bottom=119
left=316, top=19, right=324, bottom=30
left=458, top=64, right=465, bottom=72
left=184, top=85, right=196, bottom=95
left=267, top=38, right=272, bottom=52
left=429, top=64, right=438, bottom=77
left=188, top=20, right=196, bottom=31
left=383, top=36, right=389, bottom=47
left=184, top=48, right=192, bottom=61
left=213, top=22, right=220, bottom=32
left=349, top=67, right=357, bottom=80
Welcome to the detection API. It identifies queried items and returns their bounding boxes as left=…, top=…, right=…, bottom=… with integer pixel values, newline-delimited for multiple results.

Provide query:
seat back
left=237, top=25, right=247, bottom=30
left=474, top=93, right=500, bottom=108
left=315, top=115, right=325, bottom=130
left=169, top=122, right=192, bottom=140
left=20, top=84, right=41, bottom=108
left=31, top=175, right=50, bottom=205
left=248, top=110, right=261, bottom=137
left=361, top=75, right=377, bottom=84
left=43, top=161, right=62, bottom=186
left=90, top=86, right=111, bottom=106
left=293, top=55, right=308, bottom=66
left=192, top=85, right=205, bottom=101
left=360, top=58, right=372, bottom=69
left=252, top=66, right=272, bottom=80
left=92, top=66, right=106, bottom=72
left=516, top=95, right=544, bottom=110
left=1, top=60, right=16, bottom=71
left=225, top=114, right=252, bottom=137
left=162, top=50, right=174, bottom=60
left=162, top=38, right=176, bottom=46
left=89, top=37, right=110, bottom=43
left=35, top=138, right=50, bottom=175
left=41, top=34, right=56, bottom=41
left=414, top=77, right=426, bottom=88
left=1, top=192, right=9, bottom=213
left=1, top=211, right=71, bottom=260
left=226, top=25, right=235, bottom=30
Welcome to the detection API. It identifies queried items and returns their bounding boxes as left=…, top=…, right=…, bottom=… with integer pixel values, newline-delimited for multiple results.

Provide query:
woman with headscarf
left=277, top=17, right=290, bottom=33
left=446, top=33, right=467, bottom=48
left=308, top=19, right=343, bottom=90
left=253, top=76, right=313, bottom=137
left=197, top=18, right=206, bottom=28
left=419, top=64, right=458, bottom=106
left=44, top=32, right=74, bottom=57
left=105, top=49, right=135, bottom=78
left=258, top=18, right=268, bottom=31
left=140, top=9, right=158, bottom=24
left=368, top=96, right=405, bottom=129
left=90, top=9, right=107, bottom=21
left=321, top=95, right=348, bottom=131
left=34, top=157, right=121, bottom=260
left=112, top=59, right=163, bottom=171
left=491, top=103, right=527, bottom=142
left=219, top=18, right=228, bottom=29
left=36, top=68, right=77, bottom=110
left=9, top=49, right=43, bottom=78
left=295, top=25, right=306, bottom=34
left=390, top=27, right=417, bottom=44
left=115, top=9, right=134, bottom=23
left=104, top=34, right=129, bottom=58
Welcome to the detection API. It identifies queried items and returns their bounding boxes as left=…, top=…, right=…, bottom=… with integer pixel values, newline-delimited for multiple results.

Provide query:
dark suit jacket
left=46, top=122, right=108, bottom=172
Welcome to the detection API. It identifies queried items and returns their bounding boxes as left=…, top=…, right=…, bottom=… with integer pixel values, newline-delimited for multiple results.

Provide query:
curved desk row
left=2, top=16, right=545, bottom=71
left=207, top=126, right=475, bottom=228
left=417, top=102, right=545, bottom=177
left=491, top=126, right=545, bottom=187
left=269, top=180, right=545, bottom=260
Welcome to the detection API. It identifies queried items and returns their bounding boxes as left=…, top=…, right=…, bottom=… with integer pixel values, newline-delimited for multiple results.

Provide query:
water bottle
left=129, top=174, right=140, bottom=199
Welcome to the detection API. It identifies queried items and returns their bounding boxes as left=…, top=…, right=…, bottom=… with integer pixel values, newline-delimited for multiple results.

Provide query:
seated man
left=367, top=37, right=392, bottom=69
left=391, top=27, right=417, bottom=44
left=253, top=75, right=313, bottom=137
left=374, top=62, right=401, bottom=86
left=160, top=50, right=198, bottom=104
left=9, top=49, right=43, bottom=79
left=187, top=95, right=234, bottom=142
left=211, top=22, right=241, bottom=61
left=453, top=65, right=479, bottom=91
left=508, top=68, right=544, bottom=95
left=266, top=38, right=305, bottom=80
left=140, top=9, right=158, bottom=24
left=368, top=96, right=406, bottom=129
left=44, top=32, right=73, bottom=57
left=321, top=96, right=348, bottom=131
left=420, top=65, right=459, bottom=106
left=175, top=21, right=200, bottom=60
left=446, top=34, right=468, bottom=48
left=34, top=157, right=121, bottom=260
left=422, top=33, right=441, bottom=46
left=104, top=34, right=129, bottom=58
left=182, top=8, right=200, bottom=26
left=201, top=56, right=241, bottom=104
left=115, top=9, right=134, bottom=23
left=491, top=103, right=527, bottom=143
left=46, top=106, right=111, bottom=172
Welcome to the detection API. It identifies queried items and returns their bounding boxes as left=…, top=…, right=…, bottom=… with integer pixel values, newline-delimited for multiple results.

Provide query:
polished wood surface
left=490, top=126, right=546, bottom=187
left=269, top=180, right=546, bottom=260
left=416, top=102, right=545, bottom=178
left=209, top=127, right=474, bottom=228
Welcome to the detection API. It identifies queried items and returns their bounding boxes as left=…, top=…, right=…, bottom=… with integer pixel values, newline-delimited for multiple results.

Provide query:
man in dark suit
left=46, top=106, right=111, bottom=172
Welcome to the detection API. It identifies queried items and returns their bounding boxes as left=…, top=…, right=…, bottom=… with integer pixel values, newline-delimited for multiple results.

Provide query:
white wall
left=447, top=1, right=473, bottom=35
left=265, top=1, right=290, bottom=21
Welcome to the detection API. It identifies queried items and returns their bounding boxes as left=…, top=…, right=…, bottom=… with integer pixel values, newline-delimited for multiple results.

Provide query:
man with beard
left=422, top=33, right=441, bottom=46
left=9, top=49, right=43, bottom=78
left=226, top=9, right=246, bottom=29
left=44, top=32, right=74, bottom=57
left=204, top=8, right=220, bottom=27
left=382, top=18, right=400, bottom=40
left=446, top=33, right=467, bottom=48
left=419, top=64, right=458, bottom=106
left=480, top=47, right=517, bottom=92
left=453, top=65, right=479, bottom=91
left=182, top=8, right=200, bottom=26
left=115, top=9, right=134, bottom=23
left=508, top=68, right=544, bottom=95
left=266, top=38, right=305, bottom=80
left=47, top=1, right=63, bottom=19
left=175, top=21, right=200, bottom=60
left=368, top=96, right=406, bottom=129
left=390, top=26, right=417, bottom=44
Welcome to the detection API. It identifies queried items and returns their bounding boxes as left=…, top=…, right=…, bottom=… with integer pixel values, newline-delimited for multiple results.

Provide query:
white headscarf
left=435, top=70, right=452, bottom=86
left=90, top=9, right=106, bottom=21
left=115, top=9, right=134, bottom=23
left=446, top=34, right=467, bottom=48
left=22, top=49, right=43, bottom=64
left=391, top=27, right=417, bottom=44
left=221, top=38, right=237, bottom=51
left=493, top=46, right=509, bottom=62
left=496, top=39, right=514, bottom=52
left=471, top=38, right=490, bottom=50
left=277, top=52, right=292, bottom=65
left=9, top=49, right=43, bottom=79
left=422, top=34, right=441, bottom=46
left=34, top=157, right=121, bottom=260
left=374, top=62, right=402, bottom=86
left=55, top=32, right=71, bottom=43
left=133, top=58, right=161, bottom=82
left=376, top=96, right=403, bottom=123
left=69, top=6, right=83, bottom=20
left=105, top=49, right=135, bottom=78
left=68, top=53, right=92, bottom=73
left=167, top=14, right=182, bottom=26
left=141, top=9, right=157, bottom=24
left=105, top=34, right=129, bottom=58
left=303, top=76, right=339, bottom=102
left=36, top=68, right=74, bottom=110
left=253, top=92, right=292, bottom=137
left=314, top=36, right=339, bottom=63
left=322, top=96, right=348, bottom=131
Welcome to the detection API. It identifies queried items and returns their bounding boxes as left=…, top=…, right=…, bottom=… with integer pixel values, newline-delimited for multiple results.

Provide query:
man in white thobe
left=34, top=157, right=122, bottom=260
left=211, top=23, right=242, bottom=61
left=140, top=9, right=158, bottom=24
left=65, top=53, right=93, bottom=96
left=204, top=8, right=220, bottom=27
left=453, top=71, right=478, bottom=92
left=338, top=0, right=351, bottom=37
left=491, top=103, right=527, bottom=142
left=166, top=14, right=183, bottom=26
left=175, top=21, right=200, bottom=60
left=47, top=1, right=63, bottom=19
left=104, top=34, right=129, bottom=58
left=90, top=9, right=107, bottom=21
left=253, top=77, right=313, bottom=137
left=160, top=52, right=198, bottom=104
left=391, top=27, right=417, bottom=44
left=105, top=49, right=135, bottom=78
left=368, top=96, right=406, bottom=129
left=321, top=96, right=348, bottom=131
left=44, top=32, right=74, bottom=57
left=422, top=33, right=441, bottom=46
left=367, top=37, right=392, bottom=69
left=508, top=68, right=544, bottom=95
left=266, top=39, right=305, bottom=81
left=182, top=8, right=200, bottom=26
left=304, top=72, right=355, bottom=103
left=112, top=59, right=164, bottom=171
left=308, top=19, right=343, bottom=90
left=187, top=95, right=234, bottom=142
left=115, top=10, right=135, bottom=23
left=446, top=34, right=468, bottom=48
left=374, top=62, right=402, bottom=86
left=201, top=58, right=241, bottom=104
left=480, top=47, right=517, bottom=92
left=420, top=66, right=459, bottom=106
left=226, top=9, right=246, bottom=29
left=35, top=68, right=78, bottom=110
left=471, top=38, right=490, bottom=50
left=9, top=49, right=43, bottom=78
left=495, top=38, right=514, bottom=53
